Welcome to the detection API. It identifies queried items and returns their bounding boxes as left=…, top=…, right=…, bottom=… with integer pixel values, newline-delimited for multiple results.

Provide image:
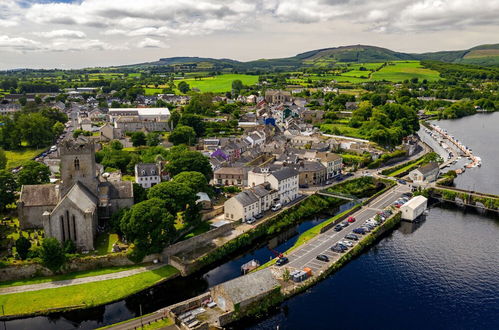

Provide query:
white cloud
left=137, top=38, right=168, bottom=49
left=35, top=29, right=87, bottom=39
left=0, top=35, right=42, bottom=52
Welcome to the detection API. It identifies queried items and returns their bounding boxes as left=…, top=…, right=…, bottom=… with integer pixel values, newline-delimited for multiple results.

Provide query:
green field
left=320, top=123, right=367, bottom=139
left=370, top=61, right=440, bottom=82
left=5, top=148, right=45, bottom=169
left=177, top=74, right=259, bottom=93
left=0, top=265, right=179, bottom=317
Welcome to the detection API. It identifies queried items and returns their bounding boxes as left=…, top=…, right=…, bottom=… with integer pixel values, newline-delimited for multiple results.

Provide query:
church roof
left=98, top=181, right=133, bottom=200
left=61, top=181, right=98, bottom=213
left=20, top=184, right=59, bottom=207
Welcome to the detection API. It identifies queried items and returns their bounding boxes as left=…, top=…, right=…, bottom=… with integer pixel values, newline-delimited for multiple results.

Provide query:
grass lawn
left=0, top=264, right=146, bottom=289
left=0, top=265, right=179, bottom=317
left=143, top=317, right=174, bottom=329
left=320, top=123, right=367, bottom=139
left=181, top=221, right=211, bottom=240
left=5, top=148, right=45, bottom=169
left=95, top=232, right=120, bottom=255
left=177, top=74, right=259, bottom=93
left=370, top=61, right=440, bottom=82
left=144, top=88, right=164, bottom=96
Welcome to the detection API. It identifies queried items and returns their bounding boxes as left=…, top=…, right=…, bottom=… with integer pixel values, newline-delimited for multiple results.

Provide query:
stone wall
left=162, top=222, right=233, bottom=259
left=200, top=206, right=224, bottom=221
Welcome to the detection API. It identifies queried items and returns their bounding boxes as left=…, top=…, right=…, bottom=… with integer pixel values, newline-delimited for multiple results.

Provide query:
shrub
left=15, top=236, right=31, bottom=260
left=40, top=238, right=66, bottom=272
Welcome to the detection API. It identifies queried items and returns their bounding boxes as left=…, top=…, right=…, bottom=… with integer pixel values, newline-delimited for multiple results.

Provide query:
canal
left=4, top=203, right=355, bottom=329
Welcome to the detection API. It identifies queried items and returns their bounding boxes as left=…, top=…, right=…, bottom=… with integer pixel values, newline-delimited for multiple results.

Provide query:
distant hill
left=122, top=43, right=499, bottom=70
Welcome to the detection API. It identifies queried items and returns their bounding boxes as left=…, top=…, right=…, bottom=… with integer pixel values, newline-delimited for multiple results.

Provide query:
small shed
left=400, top=196, right=428, bottom=221
left=196, top=192, right=212, bottom=210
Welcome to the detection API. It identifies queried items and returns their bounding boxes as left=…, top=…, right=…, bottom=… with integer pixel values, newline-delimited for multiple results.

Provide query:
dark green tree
left=169, top=110, right=181, bottom=129
left=172, top=171, right=208, bottom=193
left=131, top=132, right=146, bottom=147
left=17, top=161, right=50, bottom=186
left=0, top=148, right=6, bottom=169
left=165, top=148, right=212, bottom=179
left=15, top=236, right=31, bottom=260
left=178, top=81, right=190, bottom=94
left=40, top=238, right=66, bottom=272
left=146, top=132, right=161, bottom=147
left=179, top=113, right=205, bottom=136
left=168, top=125, right=196, bottom=145
left=0, top=170, right=17, bottom=211
left=147, top=181, right=197, bottom=213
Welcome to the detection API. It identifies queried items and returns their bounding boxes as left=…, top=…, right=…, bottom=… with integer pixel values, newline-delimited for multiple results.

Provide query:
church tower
left=59, top=138, right=99, bottom=197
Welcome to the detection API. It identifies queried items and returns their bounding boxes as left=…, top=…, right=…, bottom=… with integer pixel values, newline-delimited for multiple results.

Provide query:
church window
left=74, top=158, right=80, bottom=170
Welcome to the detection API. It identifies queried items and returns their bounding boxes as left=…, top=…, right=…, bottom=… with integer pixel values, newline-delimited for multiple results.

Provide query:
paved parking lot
left=285, top=184, right=411, bottom=274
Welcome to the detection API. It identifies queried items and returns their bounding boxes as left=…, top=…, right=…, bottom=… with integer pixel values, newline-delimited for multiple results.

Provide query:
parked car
left=340, top=240, right=353, bottom=247
left=271, top=203, right=282, bottom=211
left=345, top=233, right=359, bottom=241
left=254, top=213, right=263, bottom=219
left=276, top=257, right=289, bottom=266
left=397, top=179, right=407, bottom=185
left=353, top=228, right=366, bottom=235
left=331, top=244, right=347, bottom=253
left=246, top=217, right=256, bottom=224
left=347, top=216, right=356, bottom=223
left=334, top=225, right=343, bottom=232
left=340, top=221, right=349, bottom=228
left=316, top=254, right=329, bottom=262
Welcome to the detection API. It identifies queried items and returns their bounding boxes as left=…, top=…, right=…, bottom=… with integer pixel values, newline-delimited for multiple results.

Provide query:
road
left=285, top=184, right=411, bottom=274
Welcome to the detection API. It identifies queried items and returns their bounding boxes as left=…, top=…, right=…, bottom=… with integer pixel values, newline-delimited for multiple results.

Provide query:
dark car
left=254, top=213, right=263, bottom=219
left=345, top=173, right=354, bottom=177
left=340, top=221, right=349, bottom=228
left=345, top=233, right=359, bottom=241
left=276, top=257, right=289, bottom=266
left=316, top=254, right=329, bottom=262
left=353, top=228, right=366, bottom=235
left=331, top=243, right=348, bottom=253
left=397, top=179, right=407, bottom=185
left=334, top=225, right=343, bottom=232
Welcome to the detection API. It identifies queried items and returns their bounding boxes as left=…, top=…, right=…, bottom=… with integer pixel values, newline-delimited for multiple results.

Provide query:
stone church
left=18, top=138, right=134, bottom=251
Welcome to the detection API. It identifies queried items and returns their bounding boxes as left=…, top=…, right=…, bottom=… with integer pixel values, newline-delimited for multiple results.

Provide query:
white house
left=409, top=162, right=440, bottom=183
left=134, top=163, right=161, bottom=188
left=316, top=152, right=343, bottom=179
left=224, top=183, right=278, bottom=221
left=248, top=167, right=299, bottom=205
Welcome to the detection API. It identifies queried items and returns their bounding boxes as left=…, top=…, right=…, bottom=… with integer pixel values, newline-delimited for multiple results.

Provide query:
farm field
left=178, top=74, right=259, bottom=93
left=320, top=123, right=368, bottom=139
left=370, top=61, right=440, bottom=82
left=5, top=148, right=45, bottom=169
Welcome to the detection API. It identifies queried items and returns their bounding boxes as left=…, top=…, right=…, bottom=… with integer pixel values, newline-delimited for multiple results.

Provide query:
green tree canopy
left=0, top=170, right=17, bottom=211
left=147, top=181, right=197, bottom=213
left=131, top=131, right=146, bottom=147
left=184, top=93, right=214, bottom=115
left=178, top=81, right=190, bottom=94
left=15, top=236, right=31, bottom=260
left=172, top=171, right=208, bottom=193
left=0, top=148, right=6, bottom=169
left=120, top=198, right=176, bottom=254
left=168, top=125, right=196, bottom=146
left=40, top=238, right=66, bottom=272
left=17, top=161, right=51, bottom=186
left=146, top=132, right=161, bottom=147
left=165, top=147, right=213, bottom=180
left=179, top=113, right=205, bottom=137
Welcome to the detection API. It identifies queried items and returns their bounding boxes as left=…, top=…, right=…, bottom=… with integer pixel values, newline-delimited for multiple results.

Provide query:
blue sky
left=0, top=0, right=498, bottom=69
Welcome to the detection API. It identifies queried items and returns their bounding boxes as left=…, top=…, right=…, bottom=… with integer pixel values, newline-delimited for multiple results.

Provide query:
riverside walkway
left=0, top=263, right=165, bottom=295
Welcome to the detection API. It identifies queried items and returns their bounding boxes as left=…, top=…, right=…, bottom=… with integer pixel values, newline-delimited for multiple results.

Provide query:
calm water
left=431, top=112, right=499, bottom=194
left=239, top=206, right=499, bottom=330
left=4, top=203, right=354, bottom=330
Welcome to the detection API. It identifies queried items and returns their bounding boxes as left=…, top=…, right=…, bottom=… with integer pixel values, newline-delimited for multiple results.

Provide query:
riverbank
left=0, top=265, right=179, bottom=319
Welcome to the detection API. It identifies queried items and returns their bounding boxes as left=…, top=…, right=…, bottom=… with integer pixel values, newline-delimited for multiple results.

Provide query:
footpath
left=0, top=263, right=164, bottom=295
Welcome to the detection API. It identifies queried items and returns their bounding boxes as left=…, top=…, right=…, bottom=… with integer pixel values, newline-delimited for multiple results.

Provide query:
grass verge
left=0, top=265, right=179, bottom=318
left=5, top=148, right=45, bottom=169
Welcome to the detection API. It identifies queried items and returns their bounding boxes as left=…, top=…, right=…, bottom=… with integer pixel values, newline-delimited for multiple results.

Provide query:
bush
left=40, top=238, right=67, bottom=272
left=63, top=240, right=76, bottom=254
left=15, top=236, right=31, bottom=260
left=127, top=246, right=147, bottom=264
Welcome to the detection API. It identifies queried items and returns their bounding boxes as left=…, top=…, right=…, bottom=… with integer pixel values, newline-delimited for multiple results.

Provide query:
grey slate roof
left=234, top=190, right=259, bottom=206
left=271, top=167, right=299, bottom=181
left=135, top=163, right=159, bottom=177
left=20, top=184, right=59, bottom=207
left=62, top=182, right=98, bottom=213
left=417, top=162, right=439, bottom=175
left=215, top=268, right=279, bottom=305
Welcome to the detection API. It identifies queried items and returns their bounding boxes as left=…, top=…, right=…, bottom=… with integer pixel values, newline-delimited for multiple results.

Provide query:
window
left=74, top=158, right=80, bottom=170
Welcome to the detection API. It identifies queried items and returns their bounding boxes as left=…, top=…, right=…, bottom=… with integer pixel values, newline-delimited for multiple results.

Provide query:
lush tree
left=179, top=113, right=205, bottom=136
left=16, top=113, right=53, bottom=148
left=165, top=148, right=212, bottom=179
left=178, top=81, right=190, bottom=94
left=0, top=116, right=22, bottom=150
left=40, top=238, right=66, bottom=272
left=96, top=147, right=131, bottom=173
left=172, top=171, right=208, bottom=193
left=168, top=125, right=196, bottom=145
left=110, top=139, right=124, bottom=150
left=146, top=132, right=161, bottom=147
left=120, top=198, right=176, bottom=255
left=72, top=129, right=92, bottom=138
left=0, top=170, right=17, bottom=211
left=232, top=79, right=244, bottom=92
left=184, top=93, right=214, bottom=115
left=147, top=181, right=197, bottom=213
left=52, top=122, right=65, bottom=137
left=0, top=148, right=6, bottom=169
left=15, top=236, right=31, bottom=260
left=169, top=110, right=181, bottom=129
left=132, top=183, right=147, bottom=204
left=17, top=161, right=50, bottom=186
left=131, top=131, right=146, bottom=147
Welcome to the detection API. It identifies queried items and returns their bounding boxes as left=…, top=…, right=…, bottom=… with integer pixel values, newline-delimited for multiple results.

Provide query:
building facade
left=135, top=163, right=161, bottom=188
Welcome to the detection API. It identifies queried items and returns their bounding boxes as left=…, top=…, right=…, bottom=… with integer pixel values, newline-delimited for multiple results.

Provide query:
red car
left=347, top=216, right=356, bottom=223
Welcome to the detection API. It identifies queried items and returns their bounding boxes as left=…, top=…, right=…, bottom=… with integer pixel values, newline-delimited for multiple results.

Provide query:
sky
left=0, top=0, right=498, bottom=70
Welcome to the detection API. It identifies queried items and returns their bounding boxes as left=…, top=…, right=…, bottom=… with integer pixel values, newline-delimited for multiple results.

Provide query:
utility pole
left=140, top=304, right=143, bottom=329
